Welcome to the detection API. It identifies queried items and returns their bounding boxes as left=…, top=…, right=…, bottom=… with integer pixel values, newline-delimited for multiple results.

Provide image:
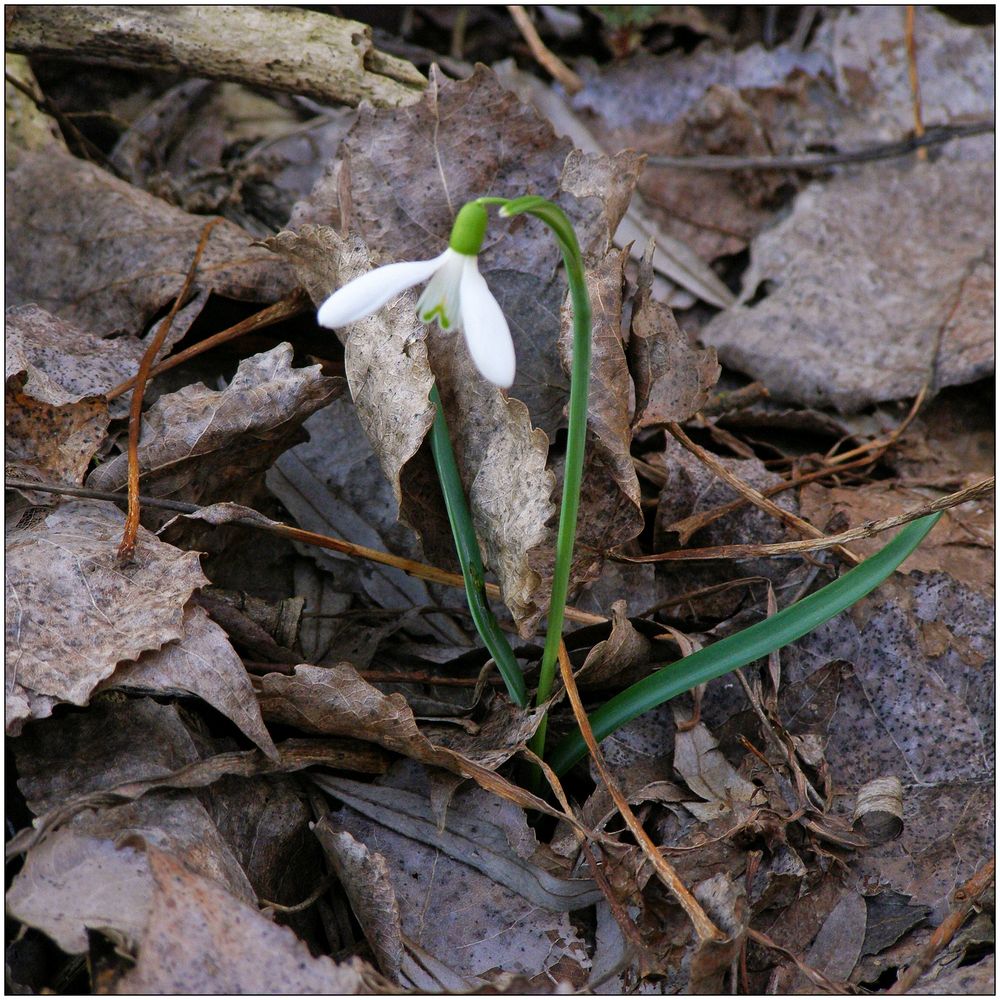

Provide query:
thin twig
left=7, top=478, right=606, bottom=627
left=645, top=120, right=993, bottom=170
left=667, top=422, right=862, bottom=565
left=904, top=6, right=927, bottom=162
left=747, top=928, right=851, bottom=994
left=260, top=875, right=333, bottom=914
left=4, top=70, right=124, bottom=176
left=555, top=640, right=725, bottom=944
left=669, top=383, right=929, bottom=541
left=616, top=478, right=994, bottom=563
left=105, top=287, right=311, bottom=401
left=117, top=218, right=222, bottom=562
left=506, top=5, right=583, bottom=94
left=888, top=857, right=995, bottom=994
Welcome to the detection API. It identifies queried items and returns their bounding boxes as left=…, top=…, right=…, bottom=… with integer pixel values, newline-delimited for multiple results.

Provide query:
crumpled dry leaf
left=88, top=344, right=341, bottom=516
left=5, top=304, right=144, bottom=405
left=787, top=890, right=867, bottom=992
left=576, top=599, right=653, bottom=689
left=702, top=160, right=994, bottom=412
left=256, top=663, right=541, bottom=775
left=5, top=304, right=133, bottom=484
left=286, top=65, right=648, bottom=635
left=10, top=698, right=257, bottom=952
left=5, top=501, right=206, bottom=734
left=115, top=847, right=377, bottom=994
left=98, top=604, right=277, bottom=758
left=628, top=244, right=720, bottom=428
left=7, top=829, right=153, bottom=955
left=314, top=822, right=404, bottom=983
left=316, top=763, right=592, bottom=985
left=6, top=149, right=296, bottom=348
left=652, top=435, right=800, bottom=619
left=672, top=712, right=761, bottom=820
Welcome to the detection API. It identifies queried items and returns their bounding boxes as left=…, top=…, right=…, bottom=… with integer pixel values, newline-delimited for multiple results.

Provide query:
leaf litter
left=5, top=5, right=994, bottom=995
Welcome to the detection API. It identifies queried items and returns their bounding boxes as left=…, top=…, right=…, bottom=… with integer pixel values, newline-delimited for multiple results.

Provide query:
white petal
left=317, top=254, right=446, bottom=328
left=459, top=258, right=516, bottom=389
left=416, top=249, right=466, bottom=331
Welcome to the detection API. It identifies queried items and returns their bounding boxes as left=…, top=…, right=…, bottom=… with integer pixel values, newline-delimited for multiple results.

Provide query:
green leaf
left=548, top=514, right=941, bottom=774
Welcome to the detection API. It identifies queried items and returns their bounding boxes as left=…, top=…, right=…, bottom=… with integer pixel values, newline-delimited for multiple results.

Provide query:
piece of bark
left=6, top=6, right=425, bottom=109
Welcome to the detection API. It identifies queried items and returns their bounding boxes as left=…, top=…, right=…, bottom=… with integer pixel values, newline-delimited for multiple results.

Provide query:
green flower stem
left=548, top=513, right=941, bottom=775
left=483, top=196, right=592, bottom=760
left=429, top=384, right=528, bottom=707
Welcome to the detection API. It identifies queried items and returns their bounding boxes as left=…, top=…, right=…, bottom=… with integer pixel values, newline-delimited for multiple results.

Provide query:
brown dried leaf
left=672, top=713, right=760, bottom=820
left=6, top=149, right=296, bottom=346
left=576, top=599, right=653, bottom=689
left=314, top=822, right=404, bottom=983
left=87, top=344, right=341, bottom=515
left=317, top=764, right=593, bottom=983
left=5, top=304, right=136, bottom=485
left=256, top=663, right=542, bottom=774
left=99, top=604, right=277, bottom=758
left=702, top=160, right=994, bottom=413
left=115, top=847, right=376, bottom=994
left=5, top=501, right=206, bottom=734
left=653, top=435, right=800, bottom=619
left=628, top=244, right=720, bottom=428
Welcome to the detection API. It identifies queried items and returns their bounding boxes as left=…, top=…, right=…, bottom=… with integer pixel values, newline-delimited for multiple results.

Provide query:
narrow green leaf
left=548, top=514, right=941, bottom=775
left=429, top=385, right=528, bottom=707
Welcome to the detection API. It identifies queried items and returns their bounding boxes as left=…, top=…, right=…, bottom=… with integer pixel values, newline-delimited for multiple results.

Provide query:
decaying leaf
left=87, top=344, right=341, bottom=516
left=314, top=823, right=405, bottom=983
left=256, top=662, right=542, bottom=775
left=316, top=763, right=593, bottom=984
left=702, top=160, right=994, bottom=412
left=5, top=501, right=206, bottom=734
left=6, top=149, right=296, bottom=347
left=628, top=243, right=721, bottom=428
left=5, top=305, right=132, bottom=484
left=99, top=604, right=277, bottom=758
left=115, top=847, right=378, bottom=994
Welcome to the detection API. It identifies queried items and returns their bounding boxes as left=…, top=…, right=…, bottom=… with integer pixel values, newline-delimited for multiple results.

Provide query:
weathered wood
left=7, top=5, right=427, bottom=108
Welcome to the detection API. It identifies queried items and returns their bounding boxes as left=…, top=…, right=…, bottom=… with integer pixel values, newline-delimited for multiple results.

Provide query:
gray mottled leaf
left=5, top=502, right=206, bottom=734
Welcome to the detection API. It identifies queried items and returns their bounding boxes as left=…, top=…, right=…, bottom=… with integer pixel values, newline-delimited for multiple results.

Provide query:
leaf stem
left=488, top=197, right=592, bottom=759
left=548, top=514, right=941, bottom=774
left=428, top=384, right=528, bottom=706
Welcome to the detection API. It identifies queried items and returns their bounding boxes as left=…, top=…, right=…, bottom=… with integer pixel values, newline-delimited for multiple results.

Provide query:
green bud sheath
left=449, top=202, right=488, bottom=256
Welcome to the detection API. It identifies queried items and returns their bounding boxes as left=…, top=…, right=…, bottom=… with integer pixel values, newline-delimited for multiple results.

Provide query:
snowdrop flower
left=317, top=202, right=516, bottom=388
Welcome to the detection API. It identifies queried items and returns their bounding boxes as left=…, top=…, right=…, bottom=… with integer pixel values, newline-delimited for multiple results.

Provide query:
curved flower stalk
left=318, top=203, right=516, bottom=388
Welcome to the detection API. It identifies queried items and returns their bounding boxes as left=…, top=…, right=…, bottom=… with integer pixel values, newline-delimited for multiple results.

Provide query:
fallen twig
left=904, top=6, right=927, bottom=161
left=667, top=422, right=862, bottom=564
left=117, top=217, right=221, bottom=562
left=506, top=5, right=583, bottom=94
left=6, top=478, right=606, bottom=627
left=616, top=478, right=994, bottom=563
left=105, top=287, right=312, bottom=401
left=888, top=856, right=996, bottom=994
left=556, top=640, right=726, bottom=945
left=645, top=120, right=993, bottom=170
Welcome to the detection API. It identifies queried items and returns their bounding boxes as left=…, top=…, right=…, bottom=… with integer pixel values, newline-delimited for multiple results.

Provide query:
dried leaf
left=702, top=160, right=994, bottom=412
left=5, top=501, right=206, bottom=734
left=853, top=776, right=904, bottom=844
left=861, top=889, right=931, bottom=957
left=6, top=149, right=296, bottom=346
left=795, top=891, right=867, bottom=991
left=576, top=599, right=653, bottom=689
left=256, top=663, right=541, bottom=774
left=115, top=847, right=376, bottom=994
left=99, top=604, right=277, bottom=758
left=316, top=765, right=593, bottom=983
left=7, top=831, right=153, bottom=954
left=672, top=712, right=760, bottom=819
left=314, top=823, right=404, bottom=983
left=88, top=344, right=341, bottom=515
left=628, top=244, right=720, bottom=428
